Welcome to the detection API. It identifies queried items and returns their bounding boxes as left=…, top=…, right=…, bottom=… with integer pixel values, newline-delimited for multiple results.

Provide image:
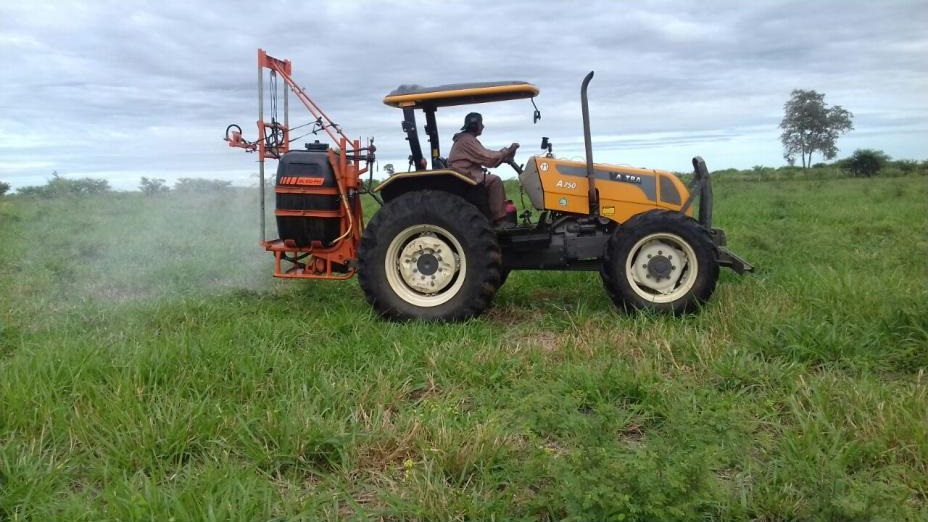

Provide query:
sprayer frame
left=245, top=49, right=373, bottom=280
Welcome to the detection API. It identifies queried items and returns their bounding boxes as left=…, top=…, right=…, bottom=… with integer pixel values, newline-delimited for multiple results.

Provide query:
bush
left=842, top=149, right=890, bottom=177
left=776, top=166, right=804, bottom=179
left=893, top=160, right=920, bottom=176
left=15, top=173, right=110, bottom=197
left=139, top=177, right=170, bottom=195
left=15, top=185, right=50, bottom=197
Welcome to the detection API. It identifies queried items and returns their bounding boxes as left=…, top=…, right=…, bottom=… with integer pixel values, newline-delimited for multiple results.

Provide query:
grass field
left=1, top=173, right=926, bottom=521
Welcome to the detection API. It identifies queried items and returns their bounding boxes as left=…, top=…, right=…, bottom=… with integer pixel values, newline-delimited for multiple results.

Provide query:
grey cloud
left=0, top=0, right=926, bottom=190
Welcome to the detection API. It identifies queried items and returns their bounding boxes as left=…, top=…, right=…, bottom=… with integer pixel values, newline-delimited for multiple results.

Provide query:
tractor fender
left=375, top=169, right=490, bottom=217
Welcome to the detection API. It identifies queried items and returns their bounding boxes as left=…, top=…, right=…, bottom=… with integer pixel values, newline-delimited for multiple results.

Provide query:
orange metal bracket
left=259, top=137, right=366, bottom=280
left=223, top=50, right=375, bottom=281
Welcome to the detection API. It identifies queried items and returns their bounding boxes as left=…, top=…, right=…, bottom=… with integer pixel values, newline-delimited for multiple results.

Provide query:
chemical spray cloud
left=6, top=187, right=278, bottom=319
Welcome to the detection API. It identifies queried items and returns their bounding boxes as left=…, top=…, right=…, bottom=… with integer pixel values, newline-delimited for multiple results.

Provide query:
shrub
left=776, top=166, right=803, bottom=179
left=15, top=173, right=110, bottom=197
left=893, top=160, right=919, bottom=176
left=139, top=177, right=170, bottom=195
left=842, top=149, right=890, bottom=177
left=48, top=174, right=110, bottom=194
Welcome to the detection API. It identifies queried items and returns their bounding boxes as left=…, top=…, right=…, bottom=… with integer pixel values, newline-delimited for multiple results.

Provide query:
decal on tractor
left=613, top=173, right=642, bottom=184
left=279, top=176, right=325, bottom=186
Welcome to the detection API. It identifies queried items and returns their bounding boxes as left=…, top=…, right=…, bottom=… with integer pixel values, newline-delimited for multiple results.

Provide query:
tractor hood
left=383, top=81, right=539, bottom=109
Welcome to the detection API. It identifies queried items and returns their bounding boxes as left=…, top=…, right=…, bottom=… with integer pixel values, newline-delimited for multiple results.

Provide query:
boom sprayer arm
left=224, top=49, right=376, bottom=163
left=224, top=124, right=257, bottom=152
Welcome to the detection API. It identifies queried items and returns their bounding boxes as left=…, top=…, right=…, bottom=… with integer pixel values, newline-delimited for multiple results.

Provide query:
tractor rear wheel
left=498, top=268, right=511, bottom=287
left=358, top=190, right=502, bottom=321
left=600, top=210, right=719, bottom=314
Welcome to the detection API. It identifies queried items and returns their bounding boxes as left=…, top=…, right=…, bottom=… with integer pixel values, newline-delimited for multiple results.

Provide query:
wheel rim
left=384, top=224, right=466, bottom=307
left=625, top=232, right=697, bottom=303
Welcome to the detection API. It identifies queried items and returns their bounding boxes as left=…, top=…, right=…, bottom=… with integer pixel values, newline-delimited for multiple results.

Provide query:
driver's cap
left=461, top=112, right=483, bottom=131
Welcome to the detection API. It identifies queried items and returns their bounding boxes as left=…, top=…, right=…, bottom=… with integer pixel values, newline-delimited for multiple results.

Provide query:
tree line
left=0, top=89, right=919, bottom=198
left=2, top=153, right=922, bottom=200
left=0, top=175, right=235, bottom=198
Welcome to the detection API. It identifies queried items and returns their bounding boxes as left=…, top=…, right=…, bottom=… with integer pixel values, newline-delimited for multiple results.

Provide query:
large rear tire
left=601, top=211, right=719, bottom=314
left=358, top=190, right=501, bottom=321
left=498, top=268, right=511, bottom=287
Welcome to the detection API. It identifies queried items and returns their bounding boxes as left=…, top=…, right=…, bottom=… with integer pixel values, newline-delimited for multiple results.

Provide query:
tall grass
left=1, top=176, right=926, bottom=520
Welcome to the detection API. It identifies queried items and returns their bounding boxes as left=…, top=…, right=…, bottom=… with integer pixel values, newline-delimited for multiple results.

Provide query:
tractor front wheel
left=601, top=211, right=719, bottom=314
left=358, top=190, right=502, bottom=321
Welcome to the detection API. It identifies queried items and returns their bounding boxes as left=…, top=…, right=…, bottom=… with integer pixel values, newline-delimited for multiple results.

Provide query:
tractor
left=225, top=49, right=752, bottom=322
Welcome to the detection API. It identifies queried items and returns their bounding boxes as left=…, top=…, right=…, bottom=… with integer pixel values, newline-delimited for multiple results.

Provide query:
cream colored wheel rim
left=385, top=224, right=465, bottom=307
left=625, top=232, right=696, bottom=303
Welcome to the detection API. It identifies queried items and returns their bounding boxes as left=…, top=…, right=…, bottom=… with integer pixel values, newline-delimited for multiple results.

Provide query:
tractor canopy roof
left=383, top=81, right=539, bottom=109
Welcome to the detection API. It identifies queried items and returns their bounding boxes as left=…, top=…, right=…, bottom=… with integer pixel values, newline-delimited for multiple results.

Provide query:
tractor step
left=496, top=230, right=551, bottom=250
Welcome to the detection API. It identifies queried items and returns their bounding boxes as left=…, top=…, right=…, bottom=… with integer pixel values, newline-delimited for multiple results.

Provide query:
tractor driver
left=447, top=112, right=519, bottom=228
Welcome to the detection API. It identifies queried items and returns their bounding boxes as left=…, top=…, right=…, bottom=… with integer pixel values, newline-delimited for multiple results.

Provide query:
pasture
left=0, top=173, right=926, bottom=520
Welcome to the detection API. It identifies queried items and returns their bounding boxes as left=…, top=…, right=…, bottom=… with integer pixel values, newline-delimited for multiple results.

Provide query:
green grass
left=1, top=175, right=926, bottom=521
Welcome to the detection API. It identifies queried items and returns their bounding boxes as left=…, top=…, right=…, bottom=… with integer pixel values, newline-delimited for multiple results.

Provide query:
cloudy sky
left=1, top=0, right=926, bottom=190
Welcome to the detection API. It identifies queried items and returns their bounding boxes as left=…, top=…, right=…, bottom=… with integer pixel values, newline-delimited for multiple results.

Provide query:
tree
left=0, top=181, right=10, bottom=196
left=843, top=149, right=890, bottom=177
left=894, top=159, right=918, bottom=175
left=17, top=172, right=110, bottom=197
left=780, top=89, right=853, bottom=169
left=139, top=177, right=169, bottom=194
left=46, top=173, right=110, bottom=195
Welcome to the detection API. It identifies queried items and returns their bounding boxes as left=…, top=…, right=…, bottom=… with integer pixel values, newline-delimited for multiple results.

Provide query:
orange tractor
left=226, top=50, right=752, bottom=321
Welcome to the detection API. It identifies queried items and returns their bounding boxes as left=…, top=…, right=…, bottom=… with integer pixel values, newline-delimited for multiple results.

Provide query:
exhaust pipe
left=580, top=71, right=598, bottom=216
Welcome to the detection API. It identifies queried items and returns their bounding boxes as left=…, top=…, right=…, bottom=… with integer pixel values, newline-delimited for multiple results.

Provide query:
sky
left=1, top=0, right=926, bottom=190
